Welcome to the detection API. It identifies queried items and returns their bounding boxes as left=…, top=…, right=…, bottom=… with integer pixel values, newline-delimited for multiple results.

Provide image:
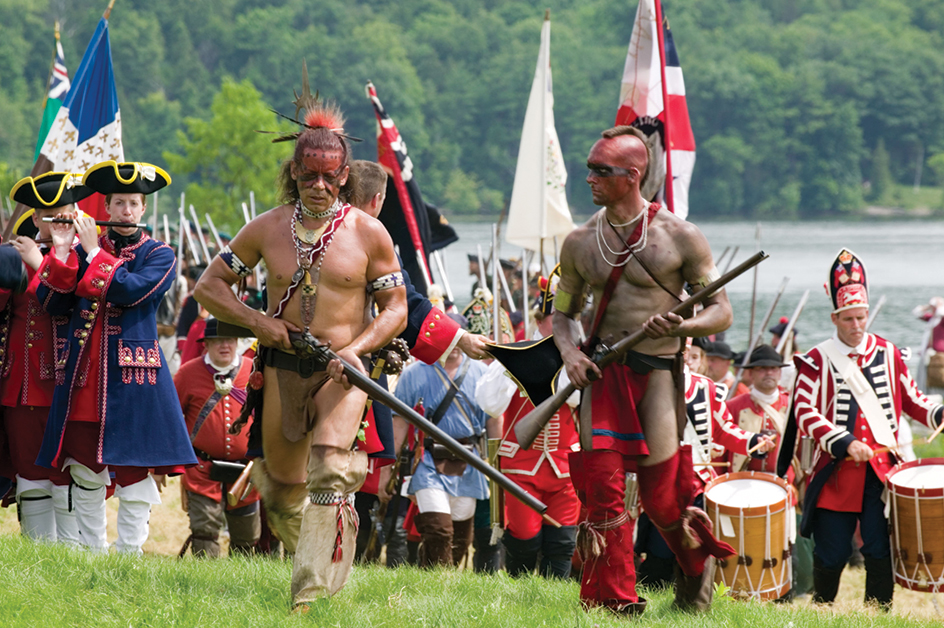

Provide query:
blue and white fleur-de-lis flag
left=37, top=17, right=123, bottom=221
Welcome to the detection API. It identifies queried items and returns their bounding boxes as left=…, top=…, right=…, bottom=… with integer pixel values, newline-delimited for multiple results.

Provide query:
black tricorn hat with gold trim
left=10, top=172, right=93, bottom=210
left=82, top=161, right=171, bottom=196
left=486, top=335, right=564, bottom=406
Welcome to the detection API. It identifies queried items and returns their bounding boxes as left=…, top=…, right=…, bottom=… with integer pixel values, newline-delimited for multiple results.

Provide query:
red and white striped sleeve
left=793, top=349, right=854, bottom=458
left=891, top=344, right=944, bottom=430
left=711, top=388, right=753, bottom=455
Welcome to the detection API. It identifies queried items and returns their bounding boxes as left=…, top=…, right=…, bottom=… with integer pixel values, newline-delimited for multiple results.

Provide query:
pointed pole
left=40, top=22, right=61, bottom=112
left=522, top=248, right=530, bottom=340
left=103, top=0, right=117, bottom=20
left=748, top=223, right=761, bottom=345
left=189, top=205, right=211, bottom=264
left=492, top=224, right=501, bottom=342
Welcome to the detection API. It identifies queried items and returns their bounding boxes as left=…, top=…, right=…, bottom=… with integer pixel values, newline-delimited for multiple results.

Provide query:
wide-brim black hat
left=691, top=336, right=711, bottom=351
left=705, top=340, right=734, bottom=360
left=744, top=345, right=790, bottom=368
left=82, top=161, right=171, bottom=196
left=10, top=172, right=93, bottom=210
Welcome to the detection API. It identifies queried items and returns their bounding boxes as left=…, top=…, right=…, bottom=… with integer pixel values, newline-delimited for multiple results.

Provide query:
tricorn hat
left=768, top=316, right=798, bottom=338
left=82, top=161, right=171, bottom=196
left=10, top=172, right=93, bottom=210
left=743, top=345, right=790, bottom=368
left=827, top=248, right=868, bottom=314
left=200, top=317, right=239, bottom=341
left=534, top=264, right=561, bottom=317
left=705, top=340, right=734, bottom=360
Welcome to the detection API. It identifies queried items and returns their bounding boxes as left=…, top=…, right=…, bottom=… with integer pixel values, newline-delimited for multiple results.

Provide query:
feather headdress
left=263, top=61, right=361, bottom=143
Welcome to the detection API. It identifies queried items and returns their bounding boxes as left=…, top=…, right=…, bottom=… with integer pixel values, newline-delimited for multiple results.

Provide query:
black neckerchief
left=108, top=228, right=143, bottom=254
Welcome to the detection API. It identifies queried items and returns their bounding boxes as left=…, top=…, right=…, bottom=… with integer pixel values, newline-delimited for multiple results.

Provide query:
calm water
left=435, top=219, right=944, bottom=367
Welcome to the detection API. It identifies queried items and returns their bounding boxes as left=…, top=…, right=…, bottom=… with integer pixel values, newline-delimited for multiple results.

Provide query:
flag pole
left=653, top=0, right=674, bottom=213
left=104, top=0, right=117, bottom=20
left=40, top=22, right=60, bottom=113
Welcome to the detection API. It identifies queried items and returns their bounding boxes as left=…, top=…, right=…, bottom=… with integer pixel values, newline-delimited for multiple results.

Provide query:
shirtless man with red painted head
left=195, top=96, right=406, bottom=608
left=553, top=126, right=734, bottom=614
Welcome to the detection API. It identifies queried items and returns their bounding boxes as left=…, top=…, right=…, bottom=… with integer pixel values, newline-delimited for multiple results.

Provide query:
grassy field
left=0, top=532, right=941, bottom=628
left=2, top=475, right=943, bottom=627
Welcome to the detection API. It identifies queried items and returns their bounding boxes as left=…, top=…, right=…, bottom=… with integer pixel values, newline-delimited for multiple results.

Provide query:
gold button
left=84, top=323, right=91, bottom=329
left=78, top=340, right=85, bottom=346
left=148, top=357, right=156, bottom=363
left=91, top=303, right=98, bottom=310
left=27, top=343, right=32, bottom=349
left=29, top=321, right=34, bottom=326
left=425, top=332, right=430, bottom=337
left=435, top=314, right=441, bottom=320
left=429, top=323, right=435, bottom=329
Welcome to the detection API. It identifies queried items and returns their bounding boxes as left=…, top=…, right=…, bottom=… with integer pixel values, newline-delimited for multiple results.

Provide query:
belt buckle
left=298, top=356, right=317, bottom=378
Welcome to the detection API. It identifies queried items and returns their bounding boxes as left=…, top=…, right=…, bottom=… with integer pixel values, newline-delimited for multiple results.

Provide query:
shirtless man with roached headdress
left=554, top=126, right=735, bottom=614
left=194, top=81, right=407, bottom=608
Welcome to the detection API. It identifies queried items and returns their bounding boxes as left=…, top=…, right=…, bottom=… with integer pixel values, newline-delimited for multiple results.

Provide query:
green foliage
left=869, top=139, right=892, bottom=202
left=163, top=78, right=291, bottom=232
left=5, top=0, right=944, bottom=219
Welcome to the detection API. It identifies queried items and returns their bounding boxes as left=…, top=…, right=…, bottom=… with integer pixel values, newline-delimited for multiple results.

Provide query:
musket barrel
left=334, top=352, right=547, bottom=515
left=514, top=251, right=769, bottom=449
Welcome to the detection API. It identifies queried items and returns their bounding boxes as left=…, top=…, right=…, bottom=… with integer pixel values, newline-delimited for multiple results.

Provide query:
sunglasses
left=587, top=163, right=633, bottom=178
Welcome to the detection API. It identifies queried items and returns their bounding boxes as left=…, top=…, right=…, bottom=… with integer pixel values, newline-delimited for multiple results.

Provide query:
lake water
left=433, top=219, right=944, bottom=369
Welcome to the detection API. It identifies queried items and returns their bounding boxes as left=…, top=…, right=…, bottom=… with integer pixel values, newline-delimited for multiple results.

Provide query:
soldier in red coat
left=1, top=173, right=93, bottom=542
left=787, top=249, right=943, bottom=610
left=475, top=268, right=581, bottom=579
left=175, top=318, right=260, bottom=557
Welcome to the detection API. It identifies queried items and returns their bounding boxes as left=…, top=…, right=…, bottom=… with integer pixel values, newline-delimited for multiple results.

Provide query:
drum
left=886, top=458, right=944, bottom=592
left=704, top=471, right=792, bottom=600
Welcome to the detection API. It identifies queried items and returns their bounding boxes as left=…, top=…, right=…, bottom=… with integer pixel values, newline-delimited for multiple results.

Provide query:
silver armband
left=368, top=271, right=405, bottom=293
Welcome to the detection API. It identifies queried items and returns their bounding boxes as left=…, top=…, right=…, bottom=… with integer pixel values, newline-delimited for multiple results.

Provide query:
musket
left=214, top=324, right=548, bottom=516
left=727, top=275, right=789, bottom=399
left=864, top=294, right=887, bottom=332
left=189, top=205, right=212, bottom=264
left=226, top=460, right=254, bottom=507
left=514, top=251, right=769, bottom=449
left=775, top=289, right=809, bottom=357
left=721, top=245, right=739, bottom=275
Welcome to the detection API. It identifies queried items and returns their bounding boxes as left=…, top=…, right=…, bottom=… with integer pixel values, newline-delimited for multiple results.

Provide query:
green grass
left=0, top=535, right=938, bottom=628
left=870, top=183, right=944, bottom=213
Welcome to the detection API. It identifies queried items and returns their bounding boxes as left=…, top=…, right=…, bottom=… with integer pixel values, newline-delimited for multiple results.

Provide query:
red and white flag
left=616, top=0, right=695, bottom=219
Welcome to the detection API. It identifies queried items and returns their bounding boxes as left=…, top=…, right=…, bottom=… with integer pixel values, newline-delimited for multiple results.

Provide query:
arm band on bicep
left=553, top=289, right=585, bottom=317
left=219, top=245, right=252, bottom=278
left=368, top=271, right=405, bottom=293
left=694, top=266, right=721, bottom=295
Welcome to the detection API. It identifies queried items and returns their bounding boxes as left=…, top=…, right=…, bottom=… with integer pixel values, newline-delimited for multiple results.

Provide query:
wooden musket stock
left=513, top=251, right=769, bottom=449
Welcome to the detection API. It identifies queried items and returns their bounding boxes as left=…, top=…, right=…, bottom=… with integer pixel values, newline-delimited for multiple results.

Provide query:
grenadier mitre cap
left=82, top=161, right=171, bottom=196
left=534, top=264, right=561, bottom=317
left=10, top=171, right=92, bottom=209
left=827, top=248, right=868, bottom=313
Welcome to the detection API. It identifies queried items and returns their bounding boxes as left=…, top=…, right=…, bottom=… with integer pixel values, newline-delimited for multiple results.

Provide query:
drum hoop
left=704, top=471, right=790, bottom=517
left=886, top=458, right=944, bottom=498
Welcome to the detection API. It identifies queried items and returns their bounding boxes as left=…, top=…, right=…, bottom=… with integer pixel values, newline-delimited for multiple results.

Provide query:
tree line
left=1, top=0, right=944, bottom=230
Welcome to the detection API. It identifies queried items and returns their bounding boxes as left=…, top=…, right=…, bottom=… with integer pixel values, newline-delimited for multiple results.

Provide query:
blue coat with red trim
left=34, top=233, right=197, bottom=469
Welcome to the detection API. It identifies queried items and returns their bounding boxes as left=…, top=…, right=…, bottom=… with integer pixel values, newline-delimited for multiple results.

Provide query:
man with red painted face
left=194, top=97, right=407, bottom=608
left=553, top=126, right=735, bottom=614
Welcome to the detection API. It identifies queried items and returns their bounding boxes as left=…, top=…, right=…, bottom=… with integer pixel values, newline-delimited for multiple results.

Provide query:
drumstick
left=693, top=462, right=730, bottom=468
left=843, top=439, right=927, bottom=461
left=542, top=513, right=562, bottom=529
left=927, top=418, right=944, bottom=444
left=42, top=218, right=149, bottom=229
left=746, top=435, right=775, bottom=456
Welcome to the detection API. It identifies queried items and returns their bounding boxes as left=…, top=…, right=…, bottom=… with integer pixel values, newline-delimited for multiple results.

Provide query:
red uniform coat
left=0, top=261, right=61, bottom=407
left=793, top=334, right=943, bottom=512
left=726, top=388, right=790, bottom=475
left=683, top=372, right=755, bottom=491
left=174, top=356, right=258, bottom=508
